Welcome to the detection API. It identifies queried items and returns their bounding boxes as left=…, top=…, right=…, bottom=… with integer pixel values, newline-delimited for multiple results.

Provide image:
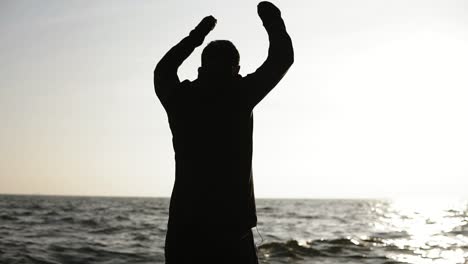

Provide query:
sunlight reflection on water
left=375, top=197, right=468, bottom=264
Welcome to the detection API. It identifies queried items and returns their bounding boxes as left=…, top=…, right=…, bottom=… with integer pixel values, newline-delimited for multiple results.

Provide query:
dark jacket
left=154, top=7, right=293, bottom=241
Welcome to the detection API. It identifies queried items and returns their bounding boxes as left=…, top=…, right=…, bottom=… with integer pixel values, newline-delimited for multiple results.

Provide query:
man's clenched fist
left=190, top=15, right=217, bottom=46
left=197, top=15, right=217, bottom=36
left=257, top=1, right=281, bottom=22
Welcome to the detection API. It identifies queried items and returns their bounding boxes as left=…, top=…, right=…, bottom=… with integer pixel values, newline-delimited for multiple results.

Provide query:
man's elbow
left=287, top=42, right=294, bottom=65
left=154, top=62, right=167, bottom=87
left=281, top=51, right=294, bottom=71
left=286, top=52, right=294, bottom=67
left=279, top=42, right=294, bottom=69
left=153, top=78, right=166, bottom=105
left=154, top=61, right=163, bottom=78
left=154, top=70, right=162, bottom=95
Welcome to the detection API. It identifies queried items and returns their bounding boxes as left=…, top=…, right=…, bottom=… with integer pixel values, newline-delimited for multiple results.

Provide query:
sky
left=1, top=0, right=467, bottom=198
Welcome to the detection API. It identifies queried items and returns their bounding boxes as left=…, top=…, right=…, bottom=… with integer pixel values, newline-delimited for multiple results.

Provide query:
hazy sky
left=1, top=0, right=467, bottom=198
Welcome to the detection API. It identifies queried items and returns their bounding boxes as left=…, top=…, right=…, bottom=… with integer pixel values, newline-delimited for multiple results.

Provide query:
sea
left=0, top=195, right=467, bottom=264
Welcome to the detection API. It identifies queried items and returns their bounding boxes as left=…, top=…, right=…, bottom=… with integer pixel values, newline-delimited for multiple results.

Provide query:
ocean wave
left=1, top=196, right=466, bottom=264
left=258, top=206, right=274, bottom=211
left=25, top=254, right=62, bottom=264
left=45, top=210, right=60, bottom=216
left=447, top=222, right=468, bottom=236
left=371, top=230, right=410, bottom=239
left=90, top=226, right=123, bottom=234
left=132, top=232, right=150, bottom=241
left=79, top=218, right=101, bottom=227
left=0, top=214, right=18, bottom=221
left=259, top=240, right=322, bottom=259
left=258, top=237, right=394, bottom=260
left=47, top=243, right=154, bottom=264
left=115, top=215, right=130, bottom=221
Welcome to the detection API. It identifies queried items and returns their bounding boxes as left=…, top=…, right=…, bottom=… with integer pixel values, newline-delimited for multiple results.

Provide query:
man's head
left=199, top=40, right=240, bottom=79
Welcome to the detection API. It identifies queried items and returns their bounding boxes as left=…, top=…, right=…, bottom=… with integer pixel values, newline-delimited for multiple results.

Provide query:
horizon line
left=1, top=192, right=464, bottom=200
left=0, top=192, right=392, bottom=200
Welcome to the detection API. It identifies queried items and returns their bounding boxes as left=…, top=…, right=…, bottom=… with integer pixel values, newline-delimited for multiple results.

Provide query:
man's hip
left=165, top=227, right=259, bottom=264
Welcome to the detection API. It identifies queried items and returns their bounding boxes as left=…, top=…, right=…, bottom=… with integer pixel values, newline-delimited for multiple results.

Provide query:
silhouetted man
left=154, top=2, right=293, bottom=263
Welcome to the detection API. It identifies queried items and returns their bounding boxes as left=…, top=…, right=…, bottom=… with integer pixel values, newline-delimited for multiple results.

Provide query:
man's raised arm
left=245, top=1, right=294, bottom=108
left=154, top=16, right=216, bottom=109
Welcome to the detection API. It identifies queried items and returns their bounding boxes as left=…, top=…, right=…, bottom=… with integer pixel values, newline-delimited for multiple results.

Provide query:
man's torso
left=165, top=77, right=257, bottom=236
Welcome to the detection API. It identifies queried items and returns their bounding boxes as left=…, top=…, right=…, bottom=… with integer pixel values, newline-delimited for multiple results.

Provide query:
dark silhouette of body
left=154, top=2, right=293, bottom=263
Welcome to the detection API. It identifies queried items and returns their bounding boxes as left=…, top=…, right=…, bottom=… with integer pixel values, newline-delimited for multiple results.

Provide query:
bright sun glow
left=373, top=197, right=468, bottom=264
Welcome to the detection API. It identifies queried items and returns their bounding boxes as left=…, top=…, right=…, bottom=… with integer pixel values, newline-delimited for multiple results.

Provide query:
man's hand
left=190, top=15, right=217, bottom=46
left=257, top=1, right=281, bottom=24
left=197, top=16, right=217, bottom=35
